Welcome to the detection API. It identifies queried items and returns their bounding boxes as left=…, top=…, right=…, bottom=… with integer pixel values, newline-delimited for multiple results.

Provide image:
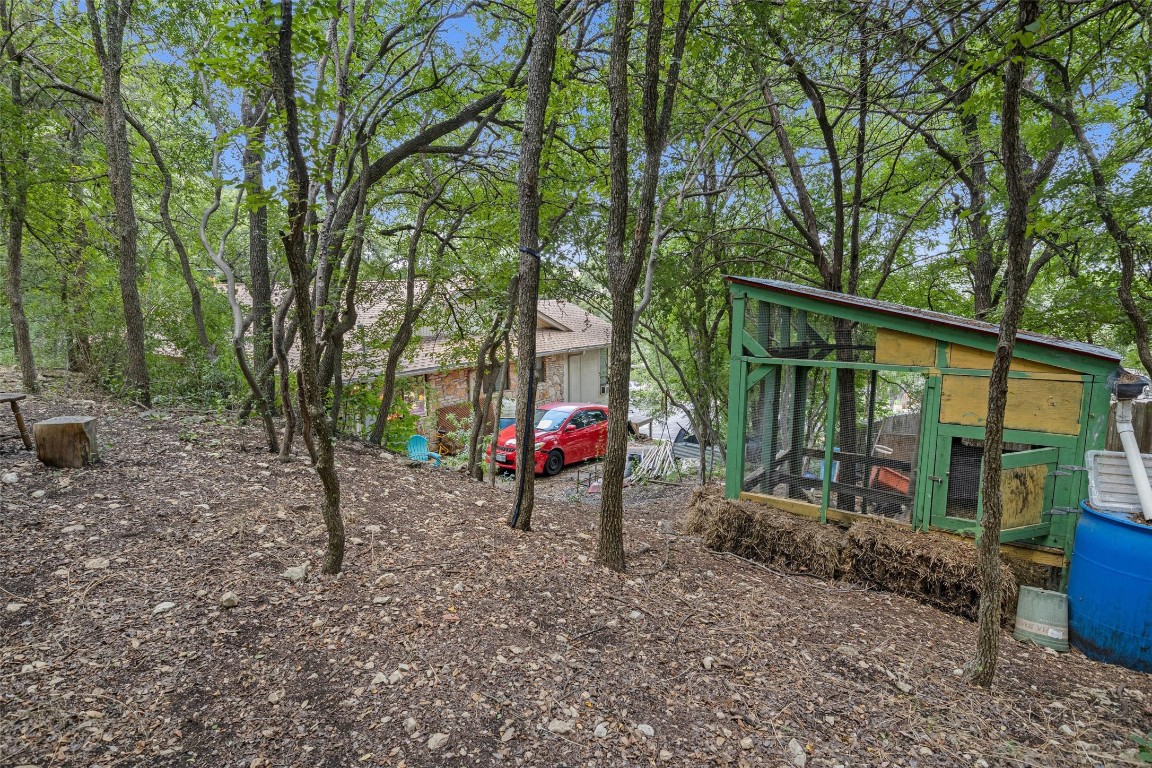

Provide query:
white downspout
left=1115, top=399, right=1152, bottom=522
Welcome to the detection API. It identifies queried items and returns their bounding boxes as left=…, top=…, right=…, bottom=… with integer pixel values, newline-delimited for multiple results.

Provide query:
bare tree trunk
left=0, top=15, right=37, bottom=393
left=961, top=101, right=999, bottom=321
left=197, top=83, right=278, bottom=454
left=64, top=113, right=93, bottom=376
left=366, top=198, right=444, bottom=447
left=468, top=285, right=517, bottom=481
left=489, top=333, right=512, bottom=487
left=598, top=0, right=692, bottom=569
left=133, top=123, right=213, bottom=358
left=274, top=295, right=298, bottom=461
left=244, top=88, right=275, bottom=405
left=87, top=0, right=150, bottom=404
left=468, top=339, right=498, bottom=480
left=368, top=331, right=414, bottom=447
left=2, top=179, right=35, bottom=393
left=64, top=227, right=93, bottom=375
left=968, top=0, right=1039, bottom=689
left=509, top=0, right=560, bottom=531
left=267, top=0, right=343, bottom=574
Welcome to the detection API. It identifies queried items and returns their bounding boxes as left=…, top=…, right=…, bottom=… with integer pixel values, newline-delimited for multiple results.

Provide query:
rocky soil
left=2, top=370, right=1151, bottom=767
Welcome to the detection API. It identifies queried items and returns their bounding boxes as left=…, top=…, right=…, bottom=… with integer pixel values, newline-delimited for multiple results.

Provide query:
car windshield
left=533, top=408, right=573, bottom=432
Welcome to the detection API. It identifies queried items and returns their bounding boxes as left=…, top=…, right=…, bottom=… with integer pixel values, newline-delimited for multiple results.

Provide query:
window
left=599, top=349, right=609, bottom=395
left=585, top=409, right=607, bottom=425
left=401, top=376, right=427, bottom=416
left=534, top=407, right=574, bottom=432
left=568, top=410, right=593, bottom=429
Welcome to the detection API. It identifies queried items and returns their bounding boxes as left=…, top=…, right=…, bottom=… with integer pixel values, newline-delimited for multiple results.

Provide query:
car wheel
left=544, top=449, right=564, bottom=476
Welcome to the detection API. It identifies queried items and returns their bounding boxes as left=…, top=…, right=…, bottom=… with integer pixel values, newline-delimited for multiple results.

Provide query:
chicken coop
left=724, top=277, right=1121, bottom=567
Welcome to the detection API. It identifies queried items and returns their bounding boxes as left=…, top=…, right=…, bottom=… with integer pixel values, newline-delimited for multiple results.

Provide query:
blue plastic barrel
left=1067, top=501, right=1152, bottom=672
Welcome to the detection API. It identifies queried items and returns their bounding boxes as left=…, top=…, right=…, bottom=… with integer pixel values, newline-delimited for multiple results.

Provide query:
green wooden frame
left=725, top=280, right=1117, bottom=562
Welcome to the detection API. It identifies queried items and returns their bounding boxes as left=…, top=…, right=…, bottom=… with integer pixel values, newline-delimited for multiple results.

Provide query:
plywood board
left=1001, top=464, right=1048, bottom=529
left=948, top=344, right=1074, bottom=374
left=876, top=328, right=938, bottom=367
left=939, top=376, right=1082, bottom=435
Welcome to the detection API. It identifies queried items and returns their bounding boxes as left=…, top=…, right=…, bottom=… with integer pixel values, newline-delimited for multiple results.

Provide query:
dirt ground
left=2, top=369, right=1151, bottom=768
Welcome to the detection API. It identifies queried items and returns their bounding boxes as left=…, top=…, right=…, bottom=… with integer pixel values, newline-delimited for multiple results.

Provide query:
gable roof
left=388, top=299, right=611, bottom=376
left=727, top=276, right=1120, bottom=367
left=222, top=282, right=611, bottom=378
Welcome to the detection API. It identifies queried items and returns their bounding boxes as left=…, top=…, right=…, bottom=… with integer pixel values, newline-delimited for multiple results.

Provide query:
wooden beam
left=737, top=491, right=1065, bottom=567
left=739, top=491, right=856, bottom=525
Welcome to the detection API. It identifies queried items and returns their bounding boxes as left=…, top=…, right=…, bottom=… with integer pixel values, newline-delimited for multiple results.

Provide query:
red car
left=488, top=402, right=609, bottom=476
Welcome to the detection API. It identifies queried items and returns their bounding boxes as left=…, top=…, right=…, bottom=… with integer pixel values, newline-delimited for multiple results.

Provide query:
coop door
left=991, top=447, right=1059, bottom=543
left=927, top=437, right=1058, bottom=542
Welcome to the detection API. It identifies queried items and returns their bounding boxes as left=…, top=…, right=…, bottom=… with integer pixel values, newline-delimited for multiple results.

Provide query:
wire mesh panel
left=740, top=361, right=929, bottom=520
left=831, top=372, right=927, bottom=521
left=936, top=436, right=1043, bottom=522
left=742, top=369, right=773, bottom=494
left=736, top=296, right=933, bottom=520
left=742, top=365, right=835, bottom=499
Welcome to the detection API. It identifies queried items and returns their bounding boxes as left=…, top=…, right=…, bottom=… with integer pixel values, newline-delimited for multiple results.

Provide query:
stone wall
left=537, top=353, right=567, bottom=404
left=418, top=354, right=572, bottom=436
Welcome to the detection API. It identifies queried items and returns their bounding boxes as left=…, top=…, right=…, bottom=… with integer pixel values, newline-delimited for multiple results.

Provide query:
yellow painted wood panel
left=948, top=343, right=1074, bottom=374
left=738, top=492, right=856, bottom=524
left=939, top=376, right=1083, bottom=435
left=875, top=328, right=938, bottom=367
left=1001, top=464, right=1048, bottom=529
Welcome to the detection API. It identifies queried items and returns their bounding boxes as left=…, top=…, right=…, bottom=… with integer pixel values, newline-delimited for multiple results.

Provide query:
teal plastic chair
left=406, top=434, right=441, bottom=466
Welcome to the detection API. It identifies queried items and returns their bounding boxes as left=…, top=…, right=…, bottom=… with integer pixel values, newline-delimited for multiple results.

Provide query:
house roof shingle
left=390, top=299, right=612, bottom=376
left=223, top=282, right=611, bottom=378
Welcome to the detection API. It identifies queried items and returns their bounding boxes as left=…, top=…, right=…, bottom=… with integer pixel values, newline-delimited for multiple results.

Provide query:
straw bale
left=686, top=487, right=1019, bottom=623
left=845, top=518, right=1018, bottom=622
left=685, top=487, right=846, bottom=580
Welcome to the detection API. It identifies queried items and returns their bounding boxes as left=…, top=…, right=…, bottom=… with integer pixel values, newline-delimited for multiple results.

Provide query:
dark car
left=487, top=402, right=609, bottom=475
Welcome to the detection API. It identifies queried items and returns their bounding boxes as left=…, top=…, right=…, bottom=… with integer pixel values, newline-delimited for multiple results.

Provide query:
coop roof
left=726, top=276, right=1120, bottom=367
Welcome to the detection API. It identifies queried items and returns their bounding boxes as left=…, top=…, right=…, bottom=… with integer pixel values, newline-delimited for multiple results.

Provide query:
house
left=224, top=281, right=611, bottom=434
left=383, top=299, right=611, bottom=431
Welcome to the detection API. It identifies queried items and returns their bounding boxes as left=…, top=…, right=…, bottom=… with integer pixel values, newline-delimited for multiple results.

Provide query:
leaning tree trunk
left=267, top=0, right=343, bottom=574
left=968, top=0, right=1039, bottom=689
left=509, top=0, right=560, bottom=531
left=368, top=330, right=415, bottom=447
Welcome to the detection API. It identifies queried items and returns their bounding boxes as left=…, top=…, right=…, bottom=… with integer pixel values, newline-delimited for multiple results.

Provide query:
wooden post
left=33, top=416, right=98, bottom=468
left=725, top=293, right=747, bottom=499
left=0, top=393, right=32, bottom=450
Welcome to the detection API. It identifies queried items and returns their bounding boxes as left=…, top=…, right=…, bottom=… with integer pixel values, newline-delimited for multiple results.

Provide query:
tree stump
left=34, top=416, right=99, bottom=469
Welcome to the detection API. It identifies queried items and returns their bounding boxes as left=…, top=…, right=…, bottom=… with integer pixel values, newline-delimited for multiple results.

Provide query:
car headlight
left=534, top=442, right=545, bottom=451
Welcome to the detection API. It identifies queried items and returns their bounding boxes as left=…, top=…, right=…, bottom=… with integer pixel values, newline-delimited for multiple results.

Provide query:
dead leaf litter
left=2, top=372, right=1150, bottom=767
